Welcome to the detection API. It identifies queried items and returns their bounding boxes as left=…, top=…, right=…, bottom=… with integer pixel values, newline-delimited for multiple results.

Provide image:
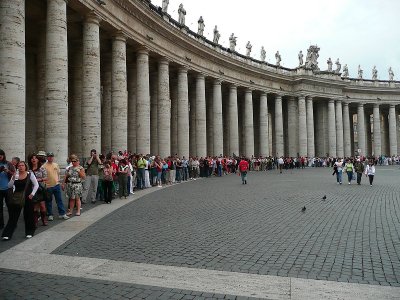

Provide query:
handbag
left=33, top=182, right=46, bottom=202
left=9, top=172, right=31, bottom=207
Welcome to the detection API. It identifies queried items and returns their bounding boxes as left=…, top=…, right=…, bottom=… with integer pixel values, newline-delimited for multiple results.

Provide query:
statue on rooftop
left=246, top=41, right=252, bottom=57
left=372, top=66, right=378, bottom=80
left=358, top=65, right=363, bottom=79
left=260, top=46, right=266, bottom=62
left=389, top=67, right=394, bottom=81
left=342, top=64, right=349, bottom=78
left=327, top=57, right=333, bottom=72
left=229, top=33, right=237, bottom=52
left=161, top=0, right=169, bottom=13
left=197, top=16, right=205, bottom=36
left=213, top=25, right=220, bottom=44
left=304, top=45, right=320, bottom=71
left=335, top=58, right=341, bottom=73
left=275, top=51, right=281, bottom=66
left=178, top=3, right=186, bottom=25
left=298, top=50, right=303, bottom=66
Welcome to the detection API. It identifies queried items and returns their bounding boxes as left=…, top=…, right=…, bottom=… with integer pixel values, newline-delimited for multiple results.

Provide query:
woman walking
left=2, top=161, right=39, bottom=240
left=365, top=160, right=376, bottom=186
left=63, top=155, right=85, bottom=216
left=344, top=159, right=354, bottom=185
left=28, top=153, right=48, bottom=226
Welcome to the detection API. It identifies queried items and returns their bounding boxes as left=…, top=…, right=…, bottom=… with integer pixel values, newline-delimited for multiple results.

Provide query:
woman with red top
left=238, top=157, right=249, bottom=184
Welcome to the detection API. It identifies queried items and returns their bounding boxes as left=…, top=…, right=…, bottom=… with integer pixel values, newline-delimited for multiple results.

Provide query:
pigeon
left=322, top=195, right=327, bottom=200
left=301, top=206, right=306, bottom=212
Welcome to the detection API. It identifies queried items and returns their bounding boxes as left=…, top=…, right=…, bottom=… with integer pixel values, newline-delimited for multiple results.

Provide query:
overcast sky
left=158, top=0, right=399, bottom=80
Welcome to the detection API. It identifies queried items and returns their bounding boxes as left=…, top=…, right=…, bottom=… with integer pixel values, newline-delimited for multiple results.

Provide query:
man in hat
left=43, top=152, right=69, bottom=220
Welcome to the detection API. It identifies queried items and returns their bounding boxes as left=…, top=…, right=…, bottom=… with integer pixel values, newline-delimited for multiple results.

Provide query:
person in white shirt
left=365, top=160, right=376, bottom=186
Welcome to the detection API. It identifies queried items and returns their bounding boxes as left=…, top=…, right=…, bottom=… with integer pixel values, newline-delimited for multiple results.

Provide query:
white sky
left=158, top=0, right=399, bottom=80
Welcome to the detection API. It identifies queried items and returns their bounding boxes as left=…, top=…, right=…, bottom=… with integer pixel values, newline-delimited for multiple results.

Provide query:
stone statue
left=178, top=3, right=186, bottom=25
left=335, top=58, right=341, bottom=73
left=342, top=64, right=349, bottom=78
left=327, top=57, right=333, bottom=72
left=213, top=25, right=220, bottom=44
left=389, top=67, right=394, bottom=81
left=358, top=65, right=363, bottom=79
left=161, top=0, right=169, bottom=13
left=246, top=41, right=252, bottom=57
left=372, top=66, right=378, bottom=80
left=260, top=46, right=266, bottom=62
left=298, top=50, right=303, bottom=66
left=275, top=51, right=281, bottom=66
left=197, top=16, right=205, bottom=36
left=229, top=33, right=237, bottom=52
left=304, top=45, right=320, bottom=71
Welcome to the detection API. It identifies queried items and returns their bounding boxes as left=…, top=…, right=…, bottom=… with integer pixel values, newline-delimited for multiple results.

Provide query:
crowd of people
left=1, top=147, right=399, bottom=241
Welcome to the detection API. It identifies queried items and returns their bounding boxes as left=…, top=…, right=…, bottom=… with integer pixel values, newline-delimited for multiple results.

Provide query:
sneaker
left=348, top=182, right=351, bottom=185
left=59, top=214, right=70, bottom=220
left=26, top=235, right=32, bottom=239
left=2, top=237, right=9, bottom=240
left=48, top=215, right=54, bottom=221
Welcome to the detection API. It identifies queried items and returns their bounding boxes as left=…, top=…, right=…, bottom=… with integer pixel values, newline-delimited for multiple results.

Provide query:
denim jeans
left=46, top=184, right=66, bottom=216
left=137, top=168, right=145, bottom=189
left=240, top=171, right=247, bottom=183
left=182, top=167, right=189, bottom=181
left=336, top=170, right=342, bottom=183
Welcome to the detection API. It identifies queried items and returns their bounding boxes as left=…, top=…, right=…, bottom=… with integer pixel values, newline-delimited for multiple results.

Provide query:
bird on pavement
left=301, top=206, right=306, bottom=212
left=322, top=195, right=327, bottom=200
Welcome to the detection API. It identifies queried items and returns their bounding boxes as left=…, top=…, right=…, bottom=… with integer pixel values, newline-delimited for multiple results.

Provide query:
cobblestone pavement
left=52, top=166, right=400, bottom=287
left=0, top=268, right=257, bottom=300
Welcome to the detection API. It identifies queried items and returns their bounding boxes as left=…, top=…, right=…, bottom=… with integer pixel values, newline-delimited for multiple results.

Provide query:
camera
left=0, top=166, right=4, bottom=172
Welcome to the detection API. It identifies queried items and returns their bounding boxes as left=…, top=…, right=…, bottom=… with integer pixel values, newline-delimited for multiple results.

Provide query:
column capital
left=178, top=66, right=189, bottom=73
left=358, top=102, right=364, bottom=108
left=213, top=79, right=222, bottom=85
left=328, top=99, right=335, bottom=104
left=275, top=94, right=283, bottom=100
left=113, top=30, right=127, bottom=42
left=159, top=57, right=169, bottom=65
left=245, top=88, right=253, bottom=94
left=195, top=73, right=205, bottom=80
left=306, top=95, right=313, bottom=101
left=85, top=11, right=101, bottom=24
left=136, top=46, right=149, bottom=56
left=373, top=103, right=380, bottom=109
left=389, top=104, right=396, bottom=109
left=260, top=92, right=268, bottom=98
left=229, top=83, right=237, bottom=89
left=298, top=94, right=306, bottom=100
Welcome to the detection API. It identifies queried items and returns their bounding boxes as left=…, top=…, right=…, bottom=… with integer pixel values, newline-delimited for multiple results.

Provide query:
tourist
left=43, top=152, right=69, bottom=220
left=102, top=161, right=114, bottom=203
left=354, top=159, right=365, bottom=185
left=0, top=149, right=15, bottom=229
left=2, top=161, right=38, bottom=240
left=82, top=149, right=102, bottom=204
left=365, top=160, right=376, bottom=186
left=343, top=158, right=354, bottom=185
left=117, top=159, right=129, bottom=198
left=333, top=159, right=343, bottom=184
left=28, top=153, right=48, bottom=226
left=238, top=157, right=249, bottom=184
left=63, top=154, right=85, bottom=216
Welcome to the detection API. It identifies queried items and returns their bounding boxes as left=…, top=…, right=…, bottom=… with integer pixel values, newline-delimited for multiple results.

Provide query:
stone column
left=101, top=54, right=112, bottom=153
left=70, top=43, right=83, bottom=158
left=372, top=104, right=382, bottom=156
left=36, top=22, right=46, bottom=151
left=158, top=58, right=170, bottom=158
left=306, top=96, right=315, bottom=157
left=275, top=95, right=284, bottom=157
left=287, top=97, right=297, bottom=157
left=82, top=13, right=101, bottom=155
left=177, top=67, right=189, bottom=158
left=206, top=87, right=213, bottom=155
left=213, top=79, right=223, bottom=156
left=298, top=95, right=307, bottom=157
left=357, top=103, right=366, bottom=156
left=170, top=77, right=178, bottom=155
left=328, top=99, right=337, bottom=157
left=228, top=85, right=239, bottom=156
left=26, top=51, right=37, bottom=156
left=0, top=0, right=25, bottom=158
left=111, top=33, right=127, bottom=151
left=342, top=102, right=351, bottom=157
left=150, top=72, right=158, bottom=155
left=335, top=100, right=344, bottom=157
left=195, top=74, right=207, bottom=158
left=127, top=61, right=137, bottom=153
left=259, top=92, right=269, bottom=157
left=189, top=82, right=196, bottom=157
left=389, top=105, right=398, bottom=156
left=136, top=48, right=150, bottom=154
left=244, top=89, right=254, bottom=157
left=45, top=0, right=68, bottom=164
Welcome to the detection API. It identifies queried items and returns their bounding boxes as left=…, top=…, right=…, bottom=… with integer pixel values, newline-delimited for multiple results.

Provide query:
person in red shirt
left=238, top=157, right=249, bottom=184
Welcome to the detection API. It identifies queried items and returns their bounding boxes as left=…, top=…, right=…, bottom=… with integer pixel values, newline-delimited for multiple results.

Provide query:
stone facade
left=1, top=0, right=400, bottom=164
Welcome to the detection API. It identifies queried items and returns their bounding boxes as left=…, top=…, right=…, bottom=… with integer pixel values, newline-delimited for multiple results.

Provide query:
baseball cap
left=46, top=152, right=55, bottom=157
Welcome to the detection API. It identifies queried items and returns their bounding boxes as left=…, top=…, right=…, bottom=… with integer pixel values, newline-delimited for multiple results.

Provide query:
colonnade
left=0, top=0, right=399, bottom=165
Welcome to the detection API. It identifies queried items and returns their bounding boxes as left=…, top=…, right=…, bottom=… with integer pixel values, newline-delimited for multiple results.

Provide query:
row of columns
left=1, top=0, right=399, bottom=163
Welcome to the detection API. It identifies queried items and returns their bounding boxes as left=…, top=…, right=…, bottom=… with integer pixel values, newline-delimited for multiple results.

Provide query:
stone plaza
left=1, top=166, right=400, bottom=299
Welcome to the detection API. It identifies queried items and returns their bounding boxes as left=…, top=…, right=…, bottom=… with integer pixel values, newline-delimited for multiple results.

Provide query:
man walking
left=238, top=157, right=249, bottom=184
left=82, top=149, right=102, bottom=203
left=43, top=152, right=69, bottom=220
